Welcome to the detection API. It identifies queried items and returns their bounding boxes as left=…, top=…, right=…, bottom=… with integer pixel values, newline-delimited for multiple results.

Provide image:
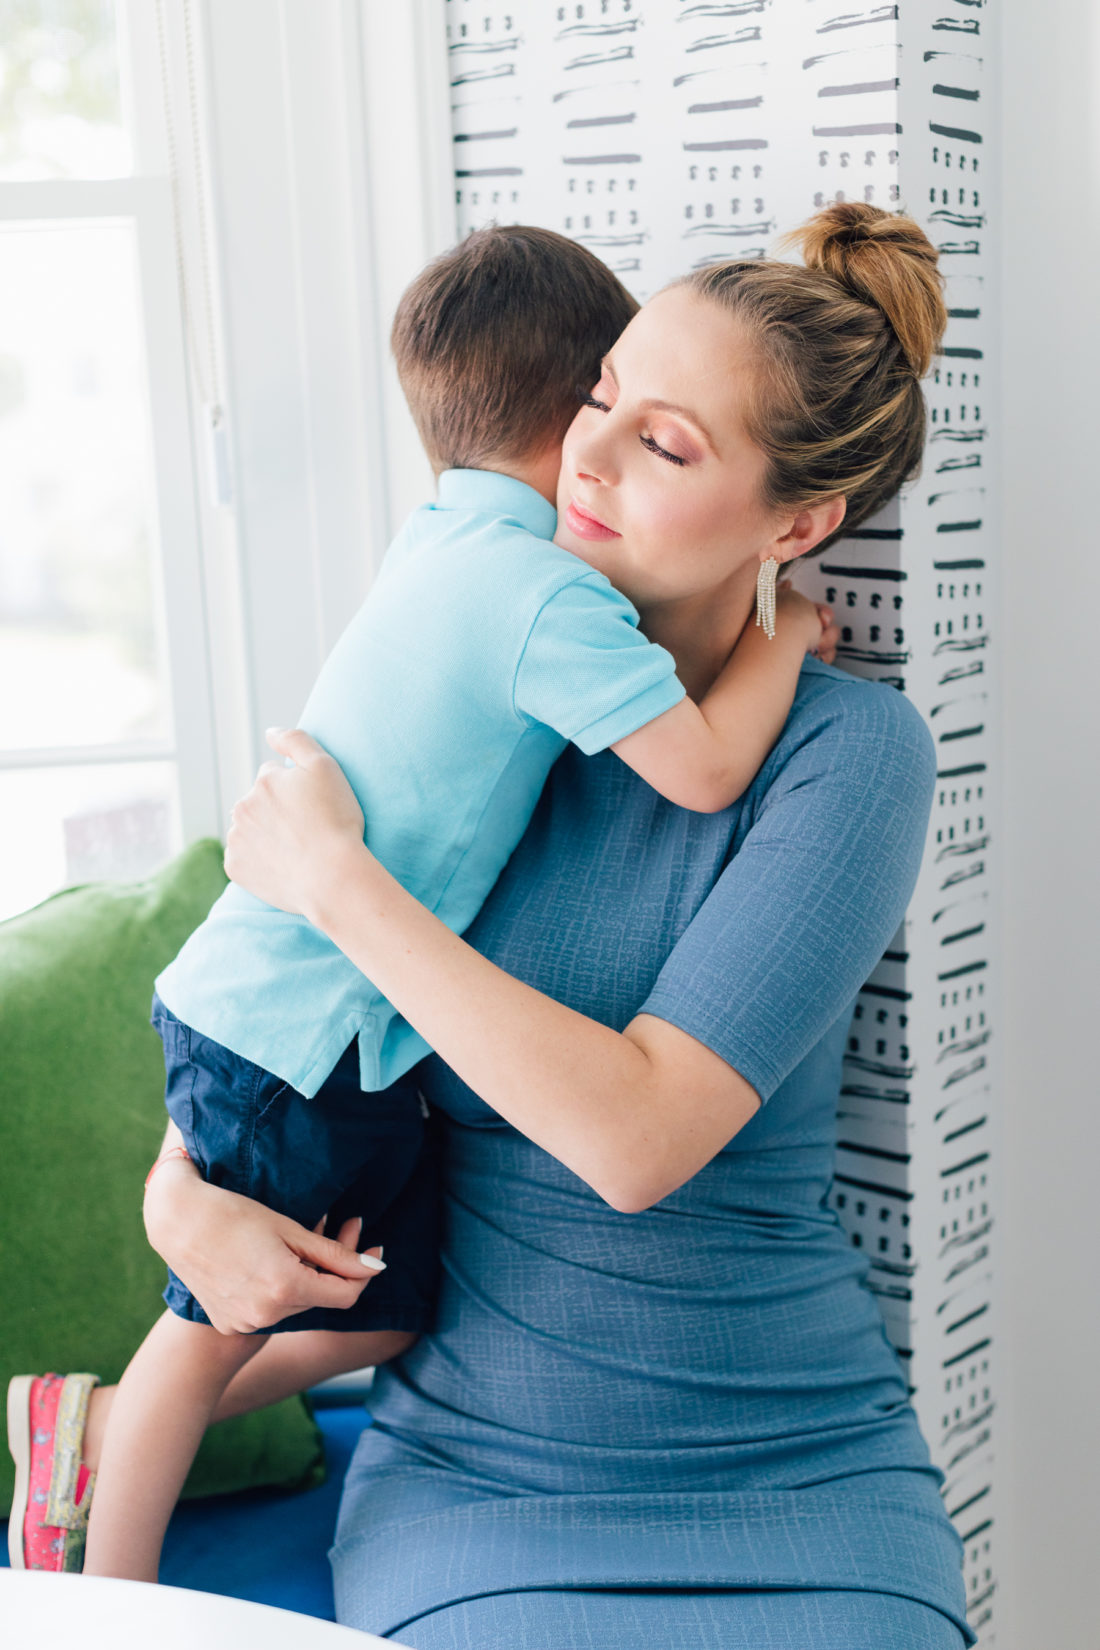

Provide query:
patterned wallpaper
left=445, top=1, right=996, bottom=1641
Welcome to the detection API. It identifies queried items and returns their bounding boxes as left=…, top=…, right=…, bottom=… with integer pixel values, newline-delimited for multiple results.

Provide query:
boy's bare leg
left=82, top=1310, right=268, bottom=1582
left=81, top=1328, right=415, bottom=1473
left=214, top=1327, right=416, bottom=1417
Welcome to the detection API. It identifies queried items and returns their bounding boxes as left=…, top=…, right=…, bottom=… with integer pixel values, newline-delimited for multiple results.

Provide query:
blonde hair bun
left=785, top=202, right=946, bottom=379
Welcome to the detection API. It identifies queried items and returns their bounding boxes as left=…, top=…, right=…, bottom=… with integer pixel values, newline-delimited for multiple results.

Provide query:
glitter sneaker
left=7, top=1372, right=99, bottom=1571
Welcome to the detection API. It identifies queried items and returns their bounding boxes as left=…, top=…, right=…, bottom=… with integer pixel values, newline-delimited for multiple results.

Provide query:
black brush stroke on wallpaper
left=936, top=457, right=983, bottom=475
left=939, top=923, right=987, bottom=948
left=688, top=96, right=764, bottom=112
left=567, top=113, right=638, bottom=127
left=841, top=1060, right=915, bottom=1084
left=929, top=212, right=985, bottom=229
left=686, top=29, right=763, bottom=52
left=691, top=249, right=768, bottom=266
left=552, top=81, right=641, bottom=102
left=576, top=232, right=648, bottom=247
left=835, top=646, right=910, bottom=665
left=930, top=122, right=982, bottom=143
left=684, top=220, right=774, bottom=238
left=683, top=137, right=768, bottom=150
left=565, top=47, right=636, bottom=72
left=834, top=1175, right=913, bottom=1203
left=818, top=79, right=900, bottom=96
left=927, top=488, right=985, bottom=505
left=449, top=37, right=519, bottom=55
left=451, top=64, right=516, bottom=87
left=562, top=153, right=642, bottom=165
left=937, top=836, right=988, bottom=863
left=817, top=8, right=899, bottom=37
left=813, top=122, right=901, bottom=136
left=673, top=65, right=768, bottom=86
left=819, top=564, right=906, bottom=582
left=453, top=129, right=519, bottom=142
left=558, top=20, right=642, bottom=39
left=680, top=1, right=768, bottom=18
left=804, top=45, right=898, bottom=68
left=935, top=637, right=988, bottom=657
left=941, top=863, right=985, bottom=889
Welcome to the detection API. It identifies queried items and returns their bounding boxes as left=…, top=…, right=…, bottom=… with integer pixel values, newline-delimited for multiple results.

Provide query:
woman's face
left=554, top=285, right=781, bottom=610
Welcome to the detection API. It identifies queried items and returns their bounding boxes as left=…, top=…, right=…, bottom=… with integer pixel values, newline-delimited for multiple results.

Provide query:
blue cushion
left=2, top=1402, right=366, bottom=1621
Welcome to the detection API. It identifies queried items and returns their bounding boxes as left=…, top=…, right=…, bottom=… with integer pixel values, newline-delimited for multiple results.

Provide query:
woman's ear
left=774, top=495, right=847, bottom=564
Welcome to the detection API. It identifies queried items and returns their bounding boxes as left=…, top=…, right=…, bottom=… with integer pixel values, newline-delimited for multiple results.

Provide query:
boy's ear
left=775, top=496, right=846, bottom=564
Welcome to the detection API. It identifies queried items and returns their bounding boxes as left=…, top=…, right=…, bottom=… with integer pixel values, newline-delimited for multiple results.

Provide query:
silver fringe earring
left=755, top=556, right=779, bottom=640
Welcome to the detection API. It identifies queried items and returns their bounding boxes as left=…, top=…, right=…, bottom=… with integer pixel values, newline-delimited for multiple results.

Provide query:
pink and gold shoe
left=7, top=1372, right=99, bottom=1571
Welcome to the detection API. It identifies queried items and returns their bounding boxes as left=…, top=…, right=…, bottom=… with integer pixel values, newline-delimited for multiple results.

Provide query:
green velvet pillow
left=0, top=840, right=324, bottom=1519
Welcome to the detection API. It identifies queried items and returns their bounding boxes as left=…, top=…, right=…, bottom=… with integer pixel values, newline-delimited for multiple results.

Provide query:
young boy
left=8, top=226, right=832, bottom=1579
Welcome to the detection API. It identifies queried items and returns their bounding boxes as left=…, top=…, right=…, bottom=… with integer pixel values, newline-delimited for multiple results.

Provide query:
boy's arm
left=612, top=587, right=833, bottom=813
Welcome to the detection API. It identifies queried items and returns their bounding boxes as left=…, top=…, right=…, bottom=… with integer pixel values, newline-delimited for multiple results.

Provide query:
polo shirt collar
left=437, top=469, right=557, bottom=542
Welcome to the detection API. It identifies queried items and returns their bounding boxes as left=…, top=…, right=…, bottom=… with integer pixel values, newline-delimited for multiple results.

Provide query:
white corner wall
left=998, top=4, right=1100, bottom=1648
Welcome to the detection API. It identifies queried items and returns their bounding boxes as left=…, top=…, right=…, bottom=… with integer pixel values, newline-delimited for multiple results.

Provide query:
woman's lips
left=564, top=498, right=620, bottom=541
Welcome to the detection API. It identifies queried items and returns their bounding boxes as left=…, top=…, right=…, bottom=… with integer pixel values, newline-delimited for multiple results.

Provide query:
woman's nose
left=566, top=422, right=617, bottom=489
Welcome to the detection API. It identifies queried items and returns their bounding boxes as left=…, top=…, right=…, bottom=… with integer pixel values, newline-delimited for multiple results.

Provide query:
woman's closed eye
left=580, top=393, right=688, bottom=467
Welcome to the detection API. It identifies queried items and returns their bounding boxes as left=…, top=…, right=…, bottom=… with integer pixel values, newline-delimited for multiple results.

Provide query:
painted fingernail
left=360, top=1249, right=386, bottom=1272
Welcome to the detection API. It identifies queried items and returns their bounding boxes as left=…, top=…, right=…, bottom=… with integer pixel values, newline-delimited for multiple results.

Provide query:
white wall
left=999, top=4, right=1100, bottom=1646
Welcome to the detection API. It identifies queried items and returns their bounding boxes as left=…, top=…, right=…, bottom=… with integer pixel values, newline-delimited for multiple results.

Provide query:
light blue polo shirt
left=157, top=470, right=685, bottom=1096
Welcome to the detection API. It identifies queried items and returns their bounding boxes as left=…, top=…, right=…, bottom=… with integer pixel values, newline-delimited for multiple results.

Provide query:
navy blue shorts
left=151, top=994, right=440, bottom=1335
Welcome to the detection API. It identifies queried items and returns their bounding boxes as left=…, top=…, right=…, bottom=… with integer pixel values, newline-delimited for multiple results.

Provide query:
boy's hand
left=774, top=581, right=821, bottom=648
left=775, top=581, right=837, bottom=661
left=811, top=600, right=840, bottom=665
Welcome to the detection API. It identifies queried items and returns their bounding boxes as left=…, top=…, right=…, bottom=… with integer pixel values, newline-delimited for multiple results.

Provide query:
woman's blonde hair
left=678, top=202, right=947, bottom=554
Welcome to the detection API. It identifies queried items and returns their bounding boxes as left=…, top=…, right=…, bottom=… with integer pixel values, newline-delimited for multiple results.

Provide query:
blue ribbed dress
left=330, top=659, right=975, bottom=1650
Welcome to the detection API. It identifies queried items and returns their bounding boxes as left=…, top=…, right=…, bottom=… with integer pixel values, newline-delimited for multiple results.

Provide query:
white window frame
left=2, top=0, right=462, bottom=886
left=187, top=0, right=455, bottom=787
left=0, top=0, right=222, bottom=851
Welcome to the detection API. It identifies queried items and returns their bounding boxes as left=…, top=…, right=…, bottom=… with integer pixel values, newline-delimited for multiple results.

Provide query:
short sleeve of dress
left=513, top=572, right=685, bottom=755
left=639, top=673, right=937, bottom=1103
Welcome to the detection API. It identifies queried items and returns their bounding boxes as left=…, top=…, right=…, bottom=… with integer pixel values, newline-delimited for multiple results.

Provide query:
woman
left=145, top=204, right=973, bottom=1648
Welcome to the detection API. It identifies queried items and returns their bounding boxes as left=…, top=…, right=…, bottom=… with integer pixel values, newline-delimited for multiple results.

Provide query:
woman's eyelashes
left=581, top=393, right=688, bottom=467
left=640, top=434, right=687, bottom=467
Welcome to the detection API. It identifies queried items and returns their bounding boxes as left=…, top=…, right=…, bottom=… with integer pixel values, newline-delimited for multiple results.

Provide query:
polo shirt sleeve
left=513, top=572, right=686, bottom=754
left=638, top=679, right=937, bottom=1104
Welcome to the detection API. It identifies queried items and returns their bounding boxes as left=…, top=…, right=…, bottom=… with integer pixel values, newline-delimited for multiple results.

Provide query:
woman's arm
left=227, top=682, right=933, bottom=1213
left=317, top=875, right=760, bottom=1213
left=225, top=733, right=757, bottom=1213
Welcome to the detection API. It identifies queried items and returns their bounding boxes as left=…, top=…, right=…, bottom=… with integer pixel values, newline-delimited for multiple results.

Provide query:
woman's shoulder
left=790, top=657, right=933, bottom=753
left=756, top=658, right=937, bottom=809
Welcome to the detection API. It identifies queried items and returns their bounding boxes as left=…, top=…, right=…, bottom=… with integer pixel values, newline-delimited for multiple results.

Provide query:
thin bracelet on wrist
left=144, top=1145, right=192, bottom=1193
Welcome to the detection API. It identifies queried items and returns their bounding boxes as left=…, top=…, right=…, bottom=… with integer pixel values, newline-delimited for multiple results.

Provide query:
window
left=0, top=0, right=217, bottom=920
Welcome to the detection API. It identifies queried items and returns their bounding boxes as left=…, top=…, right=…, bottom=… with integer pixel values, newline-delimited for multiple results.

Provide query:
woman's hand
left=143, top=1155, right=383, bottom=1335
left=224, top=728, right=370, bottom=924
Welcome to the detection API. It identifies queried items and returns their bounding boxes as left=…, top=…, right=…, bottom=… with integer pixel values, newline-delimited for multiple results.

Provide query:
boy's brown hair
left=391, top=225, right=639, bottom=474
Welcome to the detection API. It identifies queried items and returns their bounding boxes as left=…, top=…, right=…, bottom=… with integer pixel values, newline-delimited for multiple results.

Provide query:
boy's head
left=391, top=225, right=639, bottom=477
